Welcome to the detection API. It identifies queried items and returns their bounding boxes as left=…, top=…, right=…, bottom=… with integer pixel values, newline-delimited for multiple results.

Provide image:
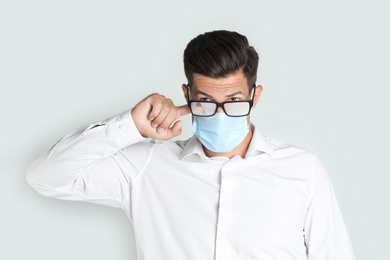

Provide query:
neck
left=203, top=126, right=254, bottom=159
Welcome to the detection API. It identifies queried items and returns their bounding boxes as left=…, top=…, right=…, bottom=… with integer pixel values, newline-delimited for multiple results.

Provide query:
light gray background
left=1, top=0, right=389, bottom=259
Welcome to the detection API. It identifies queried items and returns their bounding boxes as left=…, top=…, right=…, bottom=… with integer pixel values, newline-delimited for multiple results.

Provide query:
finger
left=170, top=120, right=182, bottom=136
left=157, top=104, right=190, bottom=132
left=151, top=104, right=171, bottom=129
left=156, top=108, right=181, bottom=132
left=163, top=120, right=182, bottom=140
left=148, top=98, right=164, bottom=121
left=176, top=104, right=191, bottom=117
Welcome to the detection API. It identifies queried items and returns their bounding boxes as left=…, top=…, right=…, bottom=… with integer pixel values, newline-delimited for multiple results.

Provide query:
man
left=27, top=30, right=356, bottom=259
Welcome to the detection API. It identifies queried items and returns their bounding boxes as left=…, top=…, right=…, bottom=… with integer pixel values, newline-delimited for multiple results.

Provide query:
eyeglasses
left=186, top=84, right=255, bottom=117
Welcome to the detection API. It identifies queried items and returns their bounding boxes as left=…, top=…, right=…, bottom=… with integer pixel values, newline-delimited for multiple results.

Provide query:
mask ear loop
left=186, top=84, right=193, bottom=115
left=186, top=84, right=191, bottom=101
left=247, top=84, right=256, bottom=113
left=250, top=84, right=256, bottom=100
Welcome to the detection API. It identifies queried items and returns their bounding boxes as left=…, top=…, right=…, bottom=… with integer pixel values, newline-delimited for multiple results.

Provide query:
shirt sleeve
left=304, top=156, right=356, bottom=260
left=26, top=109, right=146, bottom=212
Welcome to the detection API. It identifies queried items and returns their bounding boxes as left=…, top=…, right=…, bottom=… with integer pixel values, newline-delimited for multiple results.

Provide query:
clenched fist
left=131, top=93, right=190, bottom=140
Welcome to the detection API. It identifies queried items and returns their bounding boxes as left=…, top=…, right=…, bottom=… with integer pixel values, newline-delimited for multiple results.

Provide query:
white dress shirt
left=26, top=109, right=356, bottom=260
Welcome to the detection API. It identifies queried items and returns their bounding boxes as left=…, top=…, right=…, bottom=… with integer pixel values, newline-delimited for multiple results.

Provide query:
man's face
left=182, top=69, right=262, bottom=123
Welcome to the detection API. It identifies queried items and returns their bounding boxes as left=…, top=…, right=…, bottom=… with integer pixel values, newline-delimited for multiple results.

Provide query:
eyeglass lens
left=190, top=102, right=250, bottom=116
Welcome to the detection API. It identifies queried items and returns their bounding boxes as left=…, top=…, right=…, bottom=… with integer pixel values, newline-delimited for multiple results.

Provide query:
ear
left=252, top=85, right=263, bottom=109
left=182, top=84, right=188, bottom=101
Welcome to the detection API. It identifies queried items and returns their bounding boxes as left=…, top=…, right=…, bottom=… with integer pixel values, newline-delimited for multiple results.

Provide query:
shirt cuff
left=104, top=109, right=146, bottom=148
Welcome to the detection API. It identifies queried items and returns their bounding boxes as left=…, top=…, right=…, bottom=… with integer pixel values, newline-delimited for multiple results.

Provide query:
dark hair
left=183, top=30, right=259, bottom=88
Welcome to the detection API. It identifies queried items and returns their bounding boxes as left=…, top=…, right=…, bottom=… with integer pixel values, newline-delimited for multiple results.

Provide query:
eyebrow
left=226, top=91, right=246, bottom=97
left=194, top=90, right=246, bottom=98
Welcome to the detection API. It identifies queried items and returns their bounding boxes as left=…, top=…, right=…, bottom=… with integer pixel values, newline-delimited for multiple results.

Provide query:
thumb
left=164, top=120, right=183, bottom=140
left=176, top=104, right=191, bottom=117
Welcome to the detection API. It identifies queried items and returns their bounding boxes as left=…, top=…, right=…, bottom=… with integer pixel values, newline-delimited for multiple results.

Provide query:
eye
left=229, top=97, right=241, bottom=101
left=199, top=97, right=211, bottom=102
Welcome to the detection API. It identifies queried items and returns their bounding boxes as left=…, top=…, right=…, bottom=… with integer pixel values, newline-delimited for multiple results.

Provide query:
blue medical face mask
left=192, top=113, right=249, bottom=153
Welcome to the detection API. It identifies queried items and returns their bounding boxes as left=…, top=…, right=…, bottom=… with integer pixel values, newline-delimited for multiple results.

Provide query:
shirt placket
left=214, top=162, right=236, bottom=260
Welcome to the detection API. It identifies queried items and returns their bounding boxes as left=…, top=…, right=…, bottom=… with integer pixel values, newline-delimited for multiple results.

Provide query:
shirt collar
left=180, top=134, right=208, bottom=160
left=245, top=124, right=274, bottom=158
left=180, top=124, right=274, bottom=160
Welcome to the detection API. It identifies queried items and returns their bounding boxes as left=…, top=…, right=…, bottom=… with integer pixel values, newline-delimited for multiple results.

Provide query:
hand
left=131, top=93, right=190, bottom=140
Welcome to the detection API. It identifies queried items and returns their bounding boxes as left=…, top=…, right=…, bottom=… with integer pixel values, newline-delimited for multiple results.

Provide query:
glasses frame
left=186, top=84, right=256, bottom=117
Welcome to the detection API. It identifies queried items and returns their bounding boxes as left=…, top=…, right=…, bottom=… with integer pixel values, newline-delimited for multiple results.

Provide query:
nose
left=216, top=106, right=224, bottom=113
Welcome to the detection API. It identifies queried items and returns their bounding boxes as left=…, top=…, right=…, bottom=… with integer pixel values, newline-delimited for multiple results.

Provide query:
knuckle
left=149, top=92, right=159, bottom=99
left=153, top=102, right=163, bottom=110
left=161, top=105, right=170, bottom=113
left=149, top=93, right=165, bottom=102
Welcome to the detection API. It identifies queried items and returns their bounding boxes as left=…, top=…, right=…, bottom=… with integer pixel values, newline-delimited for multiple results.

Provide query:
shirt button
left=119, top=124, right=125, bottom=129
left=116, top=116, right=121, bottom=121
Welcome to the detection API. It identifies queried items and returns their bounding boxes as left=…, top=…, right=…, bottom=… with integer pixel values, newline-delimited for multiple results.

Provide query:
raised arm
left=26, top=93, right=190, bottom=210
